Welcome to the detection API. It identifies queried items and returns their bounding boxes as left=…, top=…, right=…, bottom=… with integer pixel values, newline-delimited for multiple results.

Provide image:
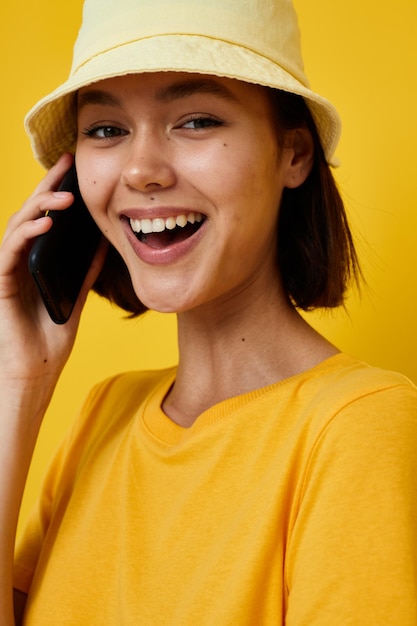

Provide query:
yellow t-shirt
left=14, top=354, right=417, bottom=624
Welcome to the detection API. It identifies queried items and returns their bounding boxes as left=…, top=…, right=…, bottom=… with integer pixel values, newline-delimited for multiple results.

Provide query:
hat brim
left=25, top=34, right=341, bottom=169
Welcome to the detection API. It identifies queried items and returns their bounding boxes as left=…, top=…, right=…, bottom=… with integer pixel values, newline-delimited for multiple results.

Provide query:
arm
left=0, top=154, right=105, bottom=624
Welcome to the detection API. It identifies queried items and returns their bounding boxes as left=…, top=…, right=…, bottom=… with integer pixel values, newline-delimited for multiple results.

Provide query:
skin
left=0, top=72, right=337, bottom=622
left=76, top=72, right=337, bottom=425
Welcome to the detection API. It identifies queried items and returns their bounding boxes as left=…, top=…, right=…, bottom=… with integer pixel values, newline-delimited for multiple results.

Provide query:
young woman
left=1, top=0, right=416, bottom=623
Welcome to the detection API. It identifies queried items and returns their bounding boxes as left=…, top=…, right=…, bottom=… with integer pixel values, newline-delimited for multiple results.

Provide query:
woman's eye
left=181, top=117, right=222, bottom=130
left=83, top=125, right=127, bottom=139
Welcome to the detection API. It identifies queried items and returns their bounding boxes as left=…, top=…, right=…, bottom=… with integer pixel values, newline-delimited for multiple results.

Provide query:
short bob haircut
left=92, top=88, right=360, bottom=316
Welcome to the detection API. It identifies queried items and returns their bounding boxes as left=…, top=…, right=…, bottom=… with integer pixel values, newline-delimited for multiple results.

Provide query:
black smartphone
left=28, top=166, right=102, bottom=324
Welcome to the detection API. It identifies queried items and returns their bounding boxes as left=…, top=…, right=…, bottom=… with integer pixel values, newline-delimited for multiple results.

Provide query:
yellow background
left=1, top=0, right=416, bottom=532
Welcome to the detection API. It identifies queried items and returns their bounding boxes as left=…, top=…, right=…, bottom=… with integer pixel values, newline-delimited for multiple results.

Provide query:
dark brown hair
left=269, top=89, right=360, bottom=309
left=92, top=89, right=360, bottom=315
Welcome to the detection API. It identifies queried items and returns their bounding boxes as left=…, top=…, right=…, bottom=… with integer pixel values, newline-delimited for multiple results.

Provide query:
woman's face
left=76, top=72, right=300, bottom=314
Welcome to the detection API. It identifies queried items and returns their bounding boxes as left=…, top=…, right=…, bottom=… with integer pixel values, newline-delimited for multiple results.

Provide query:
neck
left=163, top=285, right=338, bottom=427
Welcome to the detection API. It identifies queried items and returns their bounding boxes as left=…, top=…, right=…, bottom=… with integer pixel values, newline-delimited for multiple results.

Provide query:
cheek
left=187, top=142, right=268, bottom=208
left=223, top=130, right=281, bottom=188
left=75, top=155, right=117, bottom=222
left=219, top=145, right=282, bottom=221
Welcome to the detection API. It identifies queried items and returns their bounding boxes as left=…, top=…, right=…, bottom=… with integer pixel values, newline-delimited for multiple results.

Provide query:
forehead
left=77, top=72, right=270, bottom=111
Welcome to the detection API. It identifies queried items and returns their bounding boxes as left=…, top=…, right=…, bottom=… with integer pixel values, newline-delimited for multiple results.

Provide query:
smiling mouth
left=129, top=212, right=205, bottom=249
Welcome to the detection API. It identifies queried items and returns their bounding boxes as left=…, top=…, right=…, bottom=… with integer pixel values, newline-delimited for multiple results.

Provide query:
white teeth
left=176, top=214, right=187, bottom=228
left=165, top=216, right=177, bottom=230
left=152, top=218, right=166, bottom=232
left=130, top=218, right=141, bottom=232
left=141, top=218, right=152, bottom=234
left=129, top=212, right=203, bottom=234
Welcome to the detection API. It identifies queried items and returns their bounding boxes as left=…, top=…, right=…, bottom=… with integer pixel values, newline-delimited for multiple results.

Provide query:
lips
left=129, top=212, right=205, bottom=249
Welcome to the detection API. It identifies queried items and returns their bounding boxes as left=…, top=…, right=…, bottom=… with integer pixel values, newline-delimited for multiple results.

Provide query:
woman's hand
left=0, top=152, right=106, bottom=402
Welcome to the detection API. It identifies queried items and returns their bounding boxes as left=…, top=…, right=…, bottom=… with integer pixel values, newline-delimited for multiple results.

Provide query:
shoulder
left=303, top=353, right=417, bottom=416
left=298, top=355, right=417, bottom=471
left=85, top=367, right=176, bottom=411
left=278, top=354, right=417, bottom=461
left=62, top=367, right=177, bottom=452
left=286, top=356, right=417, bottom=522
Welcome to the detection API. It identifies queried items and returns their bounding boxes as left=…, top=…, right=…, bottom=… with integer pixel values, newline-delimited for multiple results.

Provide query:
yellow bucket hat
left=25, top=0, right=341, bottom=169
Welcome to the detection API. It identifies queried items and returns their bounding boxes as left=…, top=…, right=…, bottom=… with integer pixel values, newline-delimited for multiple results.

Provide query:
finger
left=27, top=153, right=74, bottom=199
left=4, top=153, right=75, bottom=234
left=0, top=216, right=52, bottom=279
left=3, top=189, right=75, bottom=242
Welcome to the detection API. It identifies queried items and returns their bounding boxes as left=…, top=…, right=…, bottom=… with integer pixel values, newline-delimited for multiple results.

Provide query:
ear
left=282, top=128, right=314, bottom=189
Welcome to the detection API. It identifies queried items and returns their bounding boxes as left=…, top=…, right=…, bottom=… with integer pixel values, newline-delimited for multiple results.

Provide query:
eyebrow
left=154, top=78, right=239, bottom=104
left=77, top=90, right=121, bottom=111
left=77, top=78, right=238, bottom=111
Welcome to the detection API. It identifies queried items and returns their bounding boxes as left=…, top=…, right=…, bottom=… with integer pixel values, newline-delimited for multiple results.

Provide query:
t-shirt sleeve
left=13, top=381, right=107, bottom=594
left=285, top=383, right=417, bottom=625
left=13, top=368, right=167, bottom=596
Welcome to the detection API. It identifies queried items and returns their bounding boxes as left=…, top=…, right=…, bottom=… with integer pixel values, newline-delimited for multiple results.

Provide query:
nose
left=120, top=132, right=177, bottom=192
